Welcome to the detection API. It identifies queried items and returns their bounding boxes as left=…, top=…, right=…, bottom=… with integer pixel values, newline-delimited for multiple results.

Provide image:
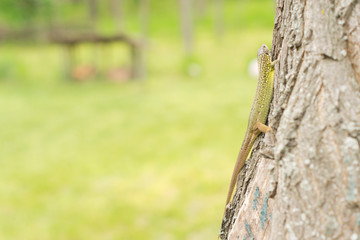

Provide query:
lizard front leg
left=253, top=122, right=272, bottom=133
left=271, top=59, right=279, bottom=68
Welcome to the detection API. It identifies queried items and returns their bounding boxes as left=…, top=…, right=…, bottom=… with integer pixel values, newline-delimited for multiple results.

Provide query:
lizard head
left=257, top=44, right=270, bottom=58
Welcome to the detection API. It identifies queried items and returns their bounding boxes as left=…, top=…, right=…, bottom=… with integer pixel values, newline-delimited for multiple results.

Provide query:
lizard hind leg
left=254, top=122, right=272, bottom=133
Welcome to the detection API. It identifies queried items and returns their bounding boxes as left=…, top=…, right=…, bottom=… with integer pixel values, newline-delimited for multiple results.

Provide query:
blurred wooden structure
left=0, top=0, right=147, bottom=81
left=49, top=32, right=143, bottom=80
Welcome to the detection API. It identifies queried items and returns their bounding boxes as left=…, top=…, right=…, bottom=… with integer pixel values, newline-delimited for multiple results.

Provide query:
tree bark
left=220, top=0, right=360, bottom=239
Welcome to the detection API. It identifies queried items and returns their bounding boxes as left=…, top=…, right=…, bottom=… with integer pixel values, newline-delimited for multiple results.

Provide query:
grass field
left=0, top=27, right=273, bottom=239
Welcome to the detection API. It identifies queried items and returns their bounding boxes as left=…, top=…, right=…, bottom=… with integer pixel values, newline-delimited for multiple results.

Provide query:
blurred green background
left=0, top=0, right=275, bottom=239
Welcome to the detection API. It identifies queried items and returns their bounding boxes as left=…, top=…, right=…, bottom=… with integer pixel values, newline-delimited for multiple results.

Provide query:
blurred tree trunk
left=195, top=0, right=207, bottom=19
left=139, top=0, right=149, bottom=43
left=214, top=0, right=224, bottom=40
left=179, top=0, right=194, bottom=56
left=88, top=0, right=98, bottom=29
left=133, top=0, right=149, bottom=80
left=220, top=0, right=360, bottom=239
left=111, top=0, right=124, bottom=33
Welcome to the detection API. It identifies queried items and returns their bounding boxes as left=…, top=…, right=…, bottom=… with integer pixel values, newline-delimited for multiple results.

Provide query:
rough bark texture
left=220, top=0, right=360, bottom=239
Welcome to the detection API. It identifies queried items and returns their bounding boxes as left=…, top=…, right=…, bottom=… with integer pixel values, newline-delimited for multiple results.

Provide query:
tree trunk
left=214, top=0, right=224, bottom=40
left=220, top=0, right=360, bottom=239
left=111, top=0, right=125, bottom=33
left=88, top=0, right=98, bottom=29
left=180, top=0, right=194, bottom=56
left=195, top=0, right=207, bottom=19
left=136, top=0, right=149, bottom=80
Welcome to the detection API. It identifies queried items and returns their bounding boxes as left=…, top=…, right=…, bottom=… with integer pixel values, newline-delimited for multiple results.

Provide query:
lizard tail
left=225, top=132, right=257, bottom=207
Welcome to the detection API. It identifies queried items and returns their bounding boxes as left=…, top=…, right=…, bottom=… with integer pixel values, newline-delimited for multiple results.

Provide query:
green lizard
left=224, top=44, right=278, bottom=212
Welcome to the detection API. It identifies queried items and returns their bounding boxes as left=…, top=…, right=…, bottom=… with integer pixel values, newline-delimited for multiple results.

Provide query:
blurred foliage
left=0, top=0, right=275, bottom=34
left=0, top=0, right=53, bottom=27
